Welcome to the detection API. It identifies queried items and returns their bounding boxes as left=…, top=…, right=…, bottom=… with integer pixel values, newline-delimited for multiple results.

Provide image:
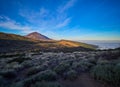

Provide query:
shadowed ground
left=59, top=73, right=113, bottom=87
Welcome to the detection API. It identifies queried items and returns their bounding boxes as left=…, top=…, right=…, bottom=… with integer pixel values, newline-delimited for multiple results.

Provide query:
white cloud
left=58, top=0, right=76, bottom=13
left=19, top=7, right=49, bottom=25
left=0, top=0, right=77, bottom=38
left=39, top=7, right=49, bottom=17
left=55, top=18, right=71, bottom=28
left=19, top=0, right=77, bottom=30
left=0, top=16, right=34, bottom=34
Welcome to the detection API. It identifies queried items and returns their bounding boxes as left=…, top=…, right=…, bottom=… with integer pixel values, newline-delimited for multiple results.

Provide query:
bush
left=11, top=82, right=24, bottom=87
left=26, top=65, right=46, bottom=76
left=30, top=81, right=62, bottom=87
left=37, top=70, right=57, bottom=81
left=54, top=63, right=70, bottom=75
left=23, top=70, right=57, bottom=87
left=24, top=70, right=57, bottom=85
left=72, top=59, right=94, bottom=73
left=11, top=81, right=62, bottom=87
left=91, top=64, right=114, bottom=81
left=0, top=53, right=25, bottom=59
left=97, top=59, right=109, bottom=65
left=8, top=62, right=23, bottom=71
left=0, top=69, right=17, bottom=79
left=21, top=60, right=33, bottom=68
left=113, top=63, right=120, bottom=86
left=88, top=57, right=97, bottom=64
left=8, top=57, right=30, bottom=64
left=0, top=76, right=5, bottom=87
left=63, top=69, right=77, bottom=80
left=91, top=63, right=120, bottom=87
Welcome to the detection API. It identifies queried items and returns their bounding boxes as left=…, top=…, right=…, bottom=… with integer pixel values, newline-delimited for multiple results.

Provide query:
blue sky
left=0, top=0, right=120, bottom=40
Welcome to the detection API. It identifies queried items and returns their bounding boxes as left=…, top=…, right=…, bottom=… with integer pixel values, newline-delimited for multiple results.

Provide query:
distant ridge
left=25, top=32, right=51, bottom=40
left=0, top=32, right=97, bottom=53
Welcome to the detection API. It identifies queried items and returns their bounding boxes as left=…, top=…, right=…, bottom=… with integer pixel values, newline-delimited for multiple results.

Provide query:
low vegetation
left=0, top=48, right=119, bottom=87
left=63, top=69, right=77, bottom=80
left=91, top=61, right=120, bottom=87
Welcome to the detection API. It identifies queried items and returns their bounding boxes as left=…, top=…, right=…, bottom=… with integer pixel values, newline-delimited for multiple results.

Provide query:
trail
left=59, top=73, right=113, bottom=87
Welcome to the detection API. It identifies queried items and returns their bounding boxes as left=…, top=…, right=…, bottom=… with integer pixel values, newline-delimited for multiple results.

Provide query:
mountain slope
left=0, top=32, right=32, bottom=41
left=25, top=32, right=51, bottom=40
left=0, top=32, right=97, bottom=53
left=58, top=40, right=97, bottom=49
left=0, top=32, right=39, bottom=52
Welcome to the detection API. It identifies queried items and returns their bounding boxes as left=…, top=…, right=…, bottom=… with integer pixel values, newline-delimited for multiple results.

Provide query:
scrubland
left=0, top=48, right=120, bottom=87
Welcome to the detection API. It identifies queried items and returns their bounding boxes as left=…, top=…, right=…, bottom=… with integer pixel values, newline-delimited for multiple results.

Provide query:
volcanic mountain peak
left=26, top=32, right=51, bottom=40
left=30, top=32, right=39, bottom=34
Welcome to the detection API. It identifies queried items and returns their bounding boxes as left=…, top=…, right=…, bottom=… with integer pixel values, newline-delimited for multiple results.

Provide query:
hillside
left=0, top=32, right=97, bottom=53
left=58, top=40, right=97, bottom=49
left=36, top=40, right=97, bottom=50
left=0, top=32, right=32, bottom=41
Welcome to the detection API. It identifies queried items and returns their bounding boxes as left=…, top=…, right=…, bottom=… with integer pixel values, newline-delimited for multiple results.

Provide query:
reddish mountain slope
left=25, top=32, right=51, bottom=40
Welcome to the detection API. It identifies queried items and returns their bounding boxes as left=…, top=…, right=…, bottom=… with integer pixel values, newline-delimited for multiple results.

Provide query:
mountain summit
left=25, top=32, right=51, bottom=40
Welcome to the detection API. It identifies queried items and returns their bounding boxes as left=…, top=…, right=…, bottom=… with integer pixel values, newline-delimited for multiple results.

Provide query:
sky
left=0, top=0, right=120, bottom=40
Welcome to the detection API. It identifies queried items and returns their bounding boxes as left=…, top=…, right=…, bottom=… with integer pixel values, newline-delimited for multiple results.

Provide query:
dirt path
left=59, top=73, right=113, bottom=87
